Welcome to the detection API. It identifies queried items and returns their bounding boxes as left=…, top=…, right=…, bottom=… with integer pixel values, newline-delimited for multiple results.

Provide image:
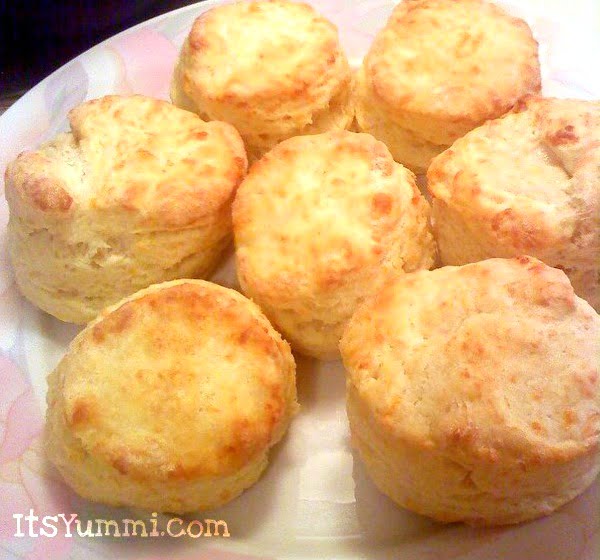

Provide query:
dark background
left=1, top=1, right=200, bottom=97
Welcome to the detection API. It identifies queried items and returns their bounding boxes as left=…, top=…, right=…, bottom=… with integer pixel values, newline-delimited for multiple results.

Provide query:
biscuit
left=428, top=96, right=600, bottom=310
left=341, top=257, right=600, bottom=526
left=45, top=279, right=297, bottom=513
left=171, top=0, right=354, bottom=161
left=355, top=0, right=541, bottom=172
left=5, top=95, right=247, bottom=323
left=233, top=130, right=436, bottom=359
left=355, top=68, right=445, bottom=174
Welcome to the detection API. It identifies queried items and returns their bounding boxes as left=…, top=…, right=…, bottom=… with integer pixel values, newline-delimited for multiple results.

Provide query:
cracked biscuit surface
left=5, top=95, right=247, bottom=323
left=46, top=279, right=297, bottom=512
left=428, top=96, right=600, bottom=310
left=341, top=257, right=600, bottom=525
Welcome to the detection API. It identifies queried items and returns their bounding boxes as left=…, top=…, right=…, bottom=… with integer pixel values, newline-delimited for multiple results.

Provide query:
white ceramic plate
left=1, top=1, right=599, bottom=559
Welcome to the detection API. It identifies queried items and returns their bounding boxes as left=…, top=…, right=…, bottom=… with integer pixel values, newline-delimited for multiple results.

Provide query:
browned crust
left=59, top=280, right=295, bottom=482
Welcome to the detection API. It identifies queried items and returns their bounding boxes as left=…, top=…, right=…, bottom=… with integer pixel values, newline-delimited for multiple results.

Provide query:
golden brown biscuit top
left=341, top=257, right=600, bottom=464
left=181, top=0, right=345, bottom=100
left=5, top=95, right=247, bottom=229
left=57, top=280, right=295, bottom=481
left=366, top=0, right=540, bottom=123
left=233, top=131, right=423, bottom=302
left=428, top=97, right=600, bottom=253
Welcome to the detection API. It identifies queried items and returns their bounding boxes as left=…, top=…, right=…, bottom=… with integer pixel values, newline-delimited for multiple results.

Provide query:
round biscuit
left=4, top=95, right=247, bottom=323
left=428, top=96, right=600, bottom=310
left=341, top=257, right=600, bottom=525
left=45, top=279, right=297, bottom=512
left=233, top=130, right=436, bottom=359
left=356, top=0, right=541, bottom=169
left=171, top=0, right=354, bottom=160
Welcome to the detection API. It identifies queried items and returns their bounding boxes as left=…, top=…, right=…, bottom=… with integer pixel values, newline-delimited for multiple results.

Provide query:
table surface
left=0, top=92, right=22, bottom=116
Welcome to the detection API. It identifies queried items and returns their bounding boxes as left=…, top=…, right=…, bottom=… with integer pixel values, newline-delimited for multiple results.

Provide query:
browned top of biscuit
left=364, top=0, right=540, bottom=135
left=341, top=257, right=600, bottom=465
left=173, top=0, right=351, bottom=133
left=233, top=130, right=432, bottom=307
left=5, top=95, right=247, bottom=230
left=428, top=97, right=600, bottom=255
left=55, top=280, right=296, bottom=481
left=185, top=0, right=339, bottom=98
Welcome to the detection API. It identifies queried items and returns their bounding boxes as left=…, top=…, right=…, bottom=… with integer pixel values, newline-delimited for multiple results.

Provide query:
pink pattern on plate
left=110, top=28, right=178, bottom=99
left=0, top=357, right=73, bottom=559
left=0, top=443, right=74, bottom=559
left=0, top=356, right=43, bottom=465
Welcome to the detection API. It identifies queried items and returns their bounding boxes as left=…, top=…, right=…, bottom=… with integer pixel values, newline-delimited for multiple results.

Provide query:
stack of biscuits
left=4, top=0, right=598, bottom=526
